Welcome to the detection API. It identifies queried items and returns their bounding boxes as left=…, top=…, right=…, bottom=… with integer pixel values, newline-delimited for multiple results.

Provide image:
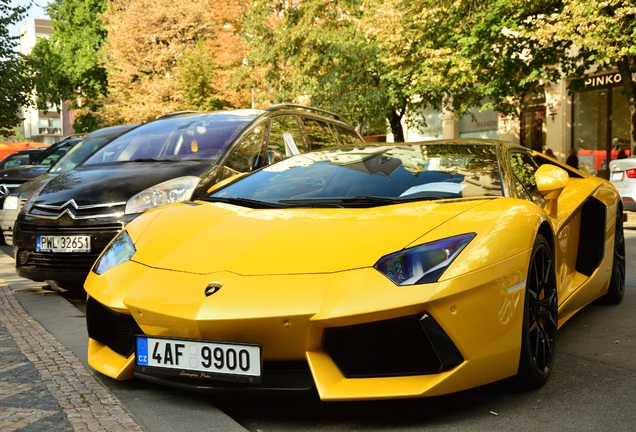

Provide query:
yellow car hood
left=130, top=199, right=490, bottom=275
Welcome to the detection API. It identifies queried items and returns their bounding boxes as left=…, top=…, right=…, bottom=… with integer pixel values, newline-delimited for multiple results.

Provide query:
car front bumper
left=85, top=251, right=530, bottom=400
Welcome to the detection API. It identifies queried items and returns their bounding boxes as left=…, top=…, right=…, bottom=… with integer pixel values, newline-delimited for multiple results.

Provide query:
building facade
left=402, top=70, right=633, bottom=179
left=18, top=18, right=75, bottom=144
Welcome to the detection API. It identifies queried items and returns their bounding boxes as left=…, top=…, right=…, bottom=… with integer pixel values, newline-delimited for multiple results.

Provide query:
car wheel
left=597, top=208, right=625, bottom=305
left=516, top=234, right=558, bottom=389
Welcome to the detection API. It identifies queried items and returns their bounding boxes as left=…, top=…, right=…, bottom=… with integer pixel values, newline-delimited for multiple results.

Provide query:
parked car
left=13, top=105, right=363, bottom=290
left=0, top=148, right=47, bottom=170
left=1, top=124, right=139, bottom=245
left=84, top=139, right=625, bottom=400
left=610, top=156, right=636, bottom=211
left=0, top=136, right=84, bottom=208
left=0, top=141, right=49, bottom=162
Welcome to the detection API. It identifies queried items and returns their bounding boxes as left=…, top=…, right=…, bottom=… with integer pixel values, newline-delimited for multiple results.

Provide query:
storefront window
left=612, top=86, right=631, bottom=150
left=572, top=73, right=631, bottom=176
left=573, top=89, right=608, bottom=152
left=406, top=106, right=443, bottom=141
left=459, top=108, right=498, bottom=139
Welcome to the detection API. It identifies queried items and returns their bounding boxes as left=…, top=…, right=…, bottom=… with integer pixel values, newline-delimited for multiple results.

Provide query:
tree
left=240, top=0, right=409, bottom=140
left=398, top=0, right=569, bottom=119
left=26, top=0, right=109, bottom=132
left=101, top=0, right=250, bottom=124
left=527, top=0, right=636, bottom=152
left=0, top=0, right=33, bottom=135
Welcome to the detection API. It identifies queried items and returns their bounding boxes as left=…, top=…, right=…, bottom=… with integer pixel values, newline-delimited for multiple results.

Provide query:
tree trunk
left=388, top=108, right=405, bottom=142
left=617, top=56, right=636, bottom=155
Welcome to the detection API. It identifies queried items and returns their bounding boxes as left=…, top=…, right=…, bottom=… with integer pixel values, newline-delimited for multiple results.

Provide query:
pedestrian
left=545, top=148, right=556, bottom=159
left=617, top=148, right=627, bottom=159
left=566, top=148, right=579, bottom=169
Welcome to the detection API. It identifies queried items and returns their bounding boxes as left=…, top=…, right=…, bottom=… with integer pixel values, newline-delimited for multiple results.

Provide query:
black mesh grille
left=324, top=315, right=446, bottom=378
left=18, top=222, right=123, bottom=233
left=86, top=297, right=142, bottom=357
left=25, top=251, right=102, bottom=270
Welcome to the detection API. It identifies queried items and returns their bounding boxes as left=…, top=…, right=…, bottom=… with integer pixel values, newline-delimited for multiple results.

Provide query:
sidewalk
left=0, top=257, right=143, bottom=431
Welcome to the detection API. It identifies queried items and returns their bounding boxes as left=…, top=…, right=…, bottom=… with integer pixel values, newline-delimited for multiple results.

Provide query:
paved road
left=1, top=227, right=635, bottom=431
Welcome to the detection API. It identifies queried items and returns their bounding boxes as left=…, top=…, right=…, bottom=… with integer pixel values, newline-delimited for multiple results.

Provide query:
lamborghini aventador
left=85, top=139, right=625, bottom=401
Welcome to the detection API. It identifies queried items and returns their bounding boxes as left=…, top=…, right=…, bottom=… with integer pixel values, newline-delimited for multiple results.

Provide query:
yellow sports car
left=85, top=139, right=625, bottom=401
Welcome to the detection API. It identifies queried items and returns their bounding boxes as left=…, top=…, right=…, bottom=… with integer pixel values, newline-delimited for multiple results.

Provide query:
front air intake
left=324, top=314, right=463, bottom=378
left=86, top=297, right=142, bottom=357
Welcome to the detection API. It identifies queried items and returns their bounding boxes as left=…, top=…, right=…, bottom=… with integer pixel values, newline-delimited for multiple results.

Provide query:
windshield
left=32, top=139, right=81, bottom=166
left=82, top=111, right=262, bottom=166
left=49, top=136, right=109, bottom=173
left=207, top=143, right=503, bottom=207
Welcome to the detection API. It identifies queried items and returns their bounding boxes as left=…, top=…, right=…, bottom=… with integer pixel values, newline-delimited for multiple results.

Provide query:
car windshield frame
left=81, top=111, right=263, bottom=167
left=205, top=143, right=504, bottom=208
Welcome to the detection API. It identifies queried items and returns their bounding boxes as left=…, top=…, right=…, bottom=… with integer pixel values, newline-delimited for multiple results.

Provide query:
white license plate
left=135, top=336, right=261, bottom=381
left=36, top=235, right=91, bottom=252
left=611, top=171, right=624, bottom=182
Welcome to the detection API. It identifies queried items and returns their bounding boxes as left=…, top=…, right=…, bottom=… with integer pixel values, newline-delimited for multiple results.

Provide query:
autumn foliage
left=99, top=0, right=250, bottom=124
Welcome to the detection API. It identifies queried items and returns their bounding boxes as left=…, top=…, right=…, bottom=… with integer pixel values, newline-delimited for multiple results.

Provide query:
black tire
left=597, top=208, right=625, bottom=305
left=516, top=234, right=558, bottom=389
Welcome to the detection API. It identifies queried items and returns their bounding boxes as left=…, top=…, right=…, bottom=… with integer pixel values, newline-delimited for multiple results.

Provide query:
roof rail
left=156, top=110, right=201, bottom=119
left=267, top=104, right=341, bottom=121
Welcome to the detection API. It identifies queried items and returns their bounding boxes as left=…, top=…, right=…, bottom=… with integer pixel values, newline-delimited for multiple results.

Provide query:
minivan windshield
left=82, top=111, right=262, bottom=166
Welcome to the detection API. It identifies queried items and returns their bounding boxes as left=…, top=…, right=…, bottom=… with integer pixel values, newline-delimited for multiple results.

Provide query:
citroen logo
left=205, top=282, right=223, bottom=297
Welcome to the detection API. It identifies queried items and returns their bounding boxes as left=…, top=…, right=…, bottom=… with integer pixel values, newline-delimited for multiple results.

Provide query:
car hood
left=15, top=173, right=57, bottom=198
left=128, top=199, right=490, bottom=275
left=0, top=165, right=49, bottom=182
left=32, top=161, right=212, bottom=206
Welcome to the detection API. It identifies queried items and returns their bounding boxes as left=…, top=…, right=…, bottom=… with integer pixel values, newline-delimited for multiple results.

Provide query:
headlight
left=3, top=195, right=19, bottom=210
left=125, top=176, right=200, bottom=214
left=374, top=233, right=475, bottom=285
left=93, top=230, right=136, bottom=275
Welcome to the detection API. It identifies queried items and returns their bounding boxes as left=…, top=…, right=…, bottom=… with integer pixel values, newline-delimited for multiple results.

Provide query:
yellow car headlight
left=374, top=233, right=475, bottom=285
left=93, top=230, right=136, bottom=275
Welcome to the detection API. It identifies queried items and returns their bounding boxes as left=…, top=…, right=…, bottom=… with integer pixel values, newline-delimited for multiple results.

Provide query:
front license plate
left=135, top=336, right=262, bottom=382
left=611, top=171, right=624, bottom=182
left=36, top=235, right=91, bottom=253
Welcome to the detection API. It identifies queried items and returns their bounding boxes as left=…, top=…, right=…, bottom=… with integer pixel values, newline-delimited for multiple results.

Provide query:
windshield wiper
left=340, top=196, right=403, bottom=205
left=203, top=196, right=289, bottom=209
left=130, top=158, right=181, bottom=162
left=278, top=196, right=403, bottom=208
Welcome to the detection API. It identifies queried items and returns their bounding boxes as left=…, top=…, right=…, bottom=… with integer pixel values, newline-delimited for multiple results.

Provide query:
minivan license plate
left=36, top=235, right=91, bottom=253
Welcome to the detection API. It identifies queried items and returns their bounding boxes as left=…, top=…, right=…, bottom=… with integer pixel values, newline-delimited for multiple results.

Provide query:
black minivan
left=14, top=105, right=363, bottom=291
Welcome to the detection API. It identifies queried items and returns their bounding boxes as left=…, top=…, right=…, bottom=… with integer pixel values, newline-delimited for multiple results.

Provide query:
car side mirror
left=535, top=164, right=569, bottom=217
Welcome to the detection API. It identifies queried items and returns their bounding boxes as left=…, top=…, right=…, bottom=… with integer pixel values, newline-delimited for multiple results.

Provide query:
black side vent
left=576, top=199, right=606, bottom=276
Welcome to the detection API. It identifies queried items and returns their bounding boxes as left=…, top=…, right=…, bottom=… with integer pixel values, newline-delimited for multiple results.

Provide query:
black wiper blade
left=340, top=196, right=403, bottom=205
left=279, top=196, right=403, bottom=208
left=204, top=196, right=289, bottom=209
left=130, top=158, right=180, bottom=162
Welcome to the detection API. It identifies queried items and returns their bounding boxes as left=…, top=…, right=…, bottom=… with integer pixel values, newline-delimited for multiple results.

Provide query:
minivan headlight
left=125, top=176, right=200, bottom=214
left=3, top=195, right=19, bottom=210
